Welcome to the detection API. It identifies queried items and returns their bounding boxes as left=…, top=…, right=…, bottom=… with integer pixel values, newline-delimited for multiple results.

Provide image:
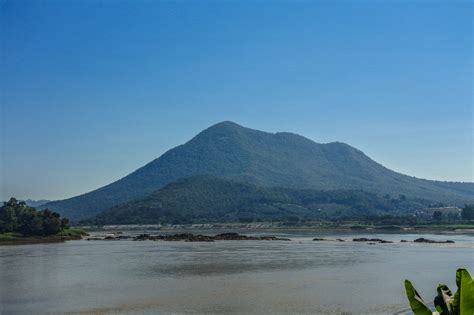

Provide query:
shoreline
left=0, top=228, right=88, bottom=246
left=0, top=235, right=84, bottom=246
left=1, top=224, right=472, bottom=246
left=78, top=223, right=474, bottom=235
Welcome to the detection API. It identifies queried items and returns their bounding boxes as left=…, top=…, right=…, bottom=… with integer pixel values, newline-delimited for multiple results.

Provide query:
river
left=0, top=231, right=473, bottom=314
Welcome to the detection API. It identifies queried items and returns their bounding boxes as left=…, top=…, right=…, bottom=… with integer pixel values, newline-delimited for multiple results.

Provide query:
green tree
left=61, top=218, right=70, bottom=229
left=447, top=212, right=459, bottom=223
left=432, top=210, right=443, bottom=222
left=0, top=198, right=20, bottom=233
left=461, top=204, right=474, bottom=221
left=0, top=198, right=68, bottom=236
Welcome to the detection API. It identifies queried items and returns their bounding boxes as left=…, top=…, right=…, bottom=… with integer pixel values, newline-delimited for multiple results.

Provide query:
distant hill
left=89, top=176, right=430, bottom=225
left=1, top=199, right=51, bottom=208
left=44, top=121, right=474, bottom=220
left=24, top=199, right=51, bottom=208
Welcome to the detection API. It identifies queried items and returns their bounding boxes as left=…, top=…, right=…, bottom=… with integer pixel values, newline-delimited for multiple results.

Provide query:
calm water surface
left=0, top=232, right=473, bottom=314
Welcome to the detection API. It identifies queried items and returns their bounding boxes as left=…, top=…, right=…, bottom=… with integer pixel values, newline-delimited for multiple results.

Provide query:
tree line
left=0, top=198, right=69, bottom=236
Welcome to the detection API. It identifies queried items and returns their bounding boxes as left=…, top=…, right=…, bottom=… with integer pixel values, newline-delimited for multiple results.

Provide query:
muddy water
left=0, top=232, right=473, bottom=314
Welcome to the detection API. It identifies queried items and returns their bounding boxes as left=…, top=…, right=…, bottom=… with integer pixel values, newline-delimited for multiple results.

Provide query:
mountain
left=43, top=121, right=474, bottom=220
left=90, top=175, right=430, bottom=225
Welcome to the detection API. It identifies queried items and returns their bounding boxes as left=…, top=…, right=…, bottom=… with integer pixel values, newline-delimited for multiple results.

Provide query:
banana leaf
left=405, top=269, right=473, bottom=315
left=434, top=284, right=453, bottom=315
left=404, top=280, right=436, bottom=315
left=452, top=269, right=474, bottom=315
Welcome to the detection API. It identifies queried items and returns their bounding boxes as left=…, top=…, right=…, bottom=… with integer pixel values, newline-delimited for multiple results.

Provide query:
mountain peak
left=44, top=121, right=474, bottom=220
left=193, top=120, right=256, bottom=143
left=208, top=121, right=243, bottom=130
left=215, top=120, right=241, bottom=126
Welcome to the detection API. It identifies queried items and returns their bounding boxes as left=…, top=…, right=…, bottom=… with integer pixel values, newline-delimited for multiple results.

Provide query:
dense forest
left=88, top=175, right=434, bottom=225
left=0, top=198, right=69, bottom=236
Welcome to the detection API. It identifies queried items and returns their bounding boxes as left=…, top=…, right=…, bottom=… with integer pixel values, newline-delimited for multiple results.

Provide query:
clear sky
left=1, top=0, right=472, bottom=201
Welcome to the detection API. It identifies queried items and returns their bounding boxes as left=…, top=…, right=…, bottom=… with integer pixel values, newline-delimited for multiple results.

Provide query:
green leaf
left=452, top=269, right=474, bottom=315
left=405, top=280, right=434, bottom=315
left=434, top=284, right=453, bottom=315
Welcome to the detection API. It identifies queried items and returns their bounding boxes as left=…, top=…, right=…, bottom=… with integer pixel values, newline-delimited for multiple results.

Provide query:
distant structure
left=414, top=207, right=461, bottom=220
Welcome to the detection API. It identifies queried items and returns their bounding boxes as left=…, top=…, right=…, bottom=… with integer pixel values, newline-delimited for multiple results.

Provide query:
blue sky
left=1, top=0, right=472, bottom=200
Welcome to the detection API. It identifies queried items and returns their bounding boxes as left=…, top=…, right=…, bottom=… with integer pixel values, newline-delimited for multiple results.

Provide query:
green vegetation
left=0, top=229, right=87, bottom=244
left=461, top=204, right=474, bottom=220
left=405, top=268, right=474, bottom=315
left=410, top=224, right=474, bottom=231
left=45, top=121, right=474, bottom=221
left=87, top=175, right=435, bottom=225
left=0, top=198, right=86, bottom=244
left=0, top=198, right=69, bottom=236
left=0, top=232, right=22, bottom=241
left=57, top=228, right=88, bottom=238
left=433, top=210, right=443, bottom=222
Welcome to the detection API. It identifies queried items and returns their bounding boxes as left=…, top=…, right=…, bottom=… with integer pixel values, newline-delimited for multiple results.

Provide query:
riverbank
left=0, top=228, right=88, bottom=245
left=84, top=231, right=456, bottom=244
left=78, top=222, right=474, bottom=235
left=2, top=222, right=472, bottom=246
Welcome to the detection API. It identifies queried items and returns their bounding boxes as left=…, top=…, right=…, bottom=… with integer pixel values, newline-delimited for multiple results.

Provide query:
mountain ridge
left=43, top=121, right=474, bottom=220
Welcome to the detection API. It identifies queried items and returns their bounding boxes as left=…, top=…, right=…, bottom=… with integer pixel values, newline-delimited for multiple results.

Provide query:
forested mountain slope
left=44, top=121, right=474, bottom=220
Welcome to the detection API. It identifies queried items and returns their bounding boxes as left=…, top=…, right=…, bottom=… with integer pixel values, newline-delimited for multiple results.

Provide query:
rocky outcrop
left=353, top=238, right=393, bottom=244
left=132, top=233, right=291, bottom=242
left=86, top=234, right=132, bottom=240
left=413, top=238, right=454, bottom=244
left=213, top=232, right=290, bottom=241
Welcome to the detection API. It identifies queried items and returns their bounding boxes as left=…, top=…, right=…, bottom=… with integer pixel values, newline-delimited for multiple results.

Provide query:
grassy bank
left=409, top=224, right=474, bottom=231
left=0, top=228, right=88, bottom=246
left=57, top=228, right=89, bottom=238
